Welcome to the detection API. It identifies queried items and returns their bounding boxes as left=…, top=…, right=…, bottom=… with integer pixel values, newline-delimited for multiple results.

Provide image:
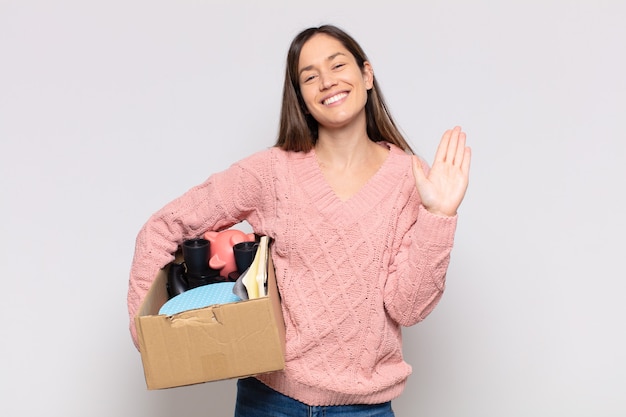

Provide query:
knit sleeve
left=383, top=200, right=457, bottom=327
left=126, top=149, right=275, bottom=349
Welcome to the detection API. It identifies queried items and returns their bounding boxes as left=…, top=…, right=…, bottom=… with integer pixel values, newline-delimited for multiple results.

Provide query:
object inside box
left=159, top=282, right=240, bottom=315
left=166, top=230, right=266, bottom=301
left=160, top=235, right=270, bottom=316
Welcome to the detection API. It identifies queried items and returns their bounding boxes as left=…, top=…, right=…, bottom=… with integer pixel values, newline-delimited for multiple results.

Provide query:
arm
left=384, top=127, right=470, bottom=326
left=383, top=204, right=456, bottom=326
left=127, top=153, right=272, bottom=349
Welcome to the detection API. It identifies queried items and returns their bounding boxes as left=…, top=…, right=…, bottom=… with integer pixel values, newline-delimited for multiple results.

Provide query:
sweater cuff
left=414, top=205, right=457, bottom=248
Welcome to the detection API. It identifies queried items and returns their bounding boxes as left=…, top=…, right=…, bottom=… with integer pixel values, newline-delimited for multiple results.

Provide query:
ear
left=362, top=61, right=374, bottom=90
left=204, top=230, right=219, bottom=242
left=209, top=254, right=226, bottom=270
left=230, top=234, right=246, bottom=246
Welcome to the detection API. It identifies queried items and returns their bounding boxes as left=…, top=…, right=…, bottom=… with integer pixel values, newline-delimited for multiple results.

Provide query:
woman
left=127, top=25, right=470, bottom=416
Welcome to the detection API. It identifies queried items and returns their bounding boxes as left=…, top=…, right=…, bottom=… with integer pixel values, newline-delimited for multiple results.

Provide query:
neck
left=315, top=117, right=374, bottom=168
left=313, top=124, right=389, bottom=202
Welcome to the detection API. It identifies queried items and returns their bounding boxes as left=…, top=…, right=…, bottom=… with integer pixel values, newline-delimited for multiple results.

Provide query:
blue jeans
left=234, top=377, right=395, bottom=417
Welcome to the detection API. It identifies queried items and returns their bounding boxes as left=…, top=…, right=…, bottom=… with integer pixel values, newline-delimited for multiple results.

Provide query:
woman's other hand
left=412, top=126, right=471, bottom=217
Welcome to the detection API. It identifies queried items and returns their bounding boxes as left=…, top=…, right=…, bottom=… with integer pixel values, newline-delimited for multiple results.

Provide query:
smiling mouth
left=323, top=92, right=348, bottom=106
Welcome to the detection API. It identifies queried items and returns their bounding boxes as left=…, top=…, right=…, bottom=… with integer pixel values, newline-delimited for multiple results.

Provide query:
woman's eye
left=333, top=63, right=345, bottom=70
left=303, top=74, right=317, bottom=83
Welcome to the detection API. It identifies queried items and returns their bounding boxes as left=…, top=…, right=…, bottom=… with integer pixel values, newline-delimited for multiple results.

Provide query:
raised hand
left=412, top=126, right=471, bottom=217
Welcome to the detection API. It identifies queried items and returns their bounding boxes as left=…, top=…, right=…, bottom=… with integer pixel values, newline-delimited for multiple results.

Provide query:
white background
left=1, top=1, right=625, bottom=416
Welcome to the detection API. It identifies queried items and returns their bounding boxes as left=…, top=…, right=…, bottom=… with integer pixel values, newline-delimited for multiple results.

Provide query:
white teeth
left=323, top=92, right=347, bottom=105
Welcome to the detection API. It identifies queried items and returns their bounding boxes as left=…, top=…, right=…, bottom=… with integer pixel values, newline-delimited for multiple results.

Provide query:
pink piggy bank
left=204, top=229, right=256, bottom=277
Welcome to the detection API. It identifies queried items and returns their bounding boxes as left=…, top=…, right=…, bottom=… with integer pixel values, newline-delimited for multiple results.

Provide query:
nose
left=319, top=71, right=337, bottom=90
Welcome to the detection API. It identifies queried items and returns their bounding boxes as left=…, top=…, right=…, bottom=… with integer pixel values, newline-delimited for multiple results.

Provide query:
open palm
left=412, top=126, right=471, bottom=217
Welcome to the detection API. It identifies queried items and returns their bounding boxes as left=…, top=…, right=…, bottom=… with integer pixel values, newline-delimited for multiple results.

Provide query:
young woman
left=127, top=25, right=471, bottom=416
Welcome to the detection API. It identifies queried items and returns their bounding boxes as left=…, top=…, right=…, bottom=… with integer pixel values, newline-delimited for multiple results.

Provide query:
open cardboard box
left=135, top=251, right=286, bottom=390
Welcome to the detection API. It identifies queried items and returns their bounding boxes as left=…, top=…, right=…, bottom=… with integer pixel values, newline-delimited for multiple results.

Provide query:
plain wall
left=1, top=1, right=625, bottom=416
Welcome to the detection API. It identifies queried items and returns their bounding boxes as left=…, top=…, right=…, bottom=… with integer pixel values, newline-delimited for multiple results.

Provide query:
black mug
left=182, top=238, right=219, bottom=289
left=233, top=241, right=258, bottom=273
left=182, top=238, right=210, bottom=275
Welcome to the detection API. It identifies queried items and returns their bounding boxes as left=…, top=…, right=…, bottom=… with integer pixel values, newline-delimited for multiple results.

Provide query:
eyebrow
left=299, top=52, right=347, bottom=76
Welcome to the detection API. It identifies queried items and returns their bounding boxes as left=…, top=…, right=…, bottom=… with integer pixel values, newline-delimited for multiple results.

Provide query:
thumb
left=411, top=155, right=427, bottom=187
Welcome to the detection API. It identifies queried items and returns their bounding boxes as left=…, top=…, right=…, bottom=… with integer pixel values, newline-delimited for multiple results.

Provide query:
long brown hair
left=275, top=25, right=414, bottom=154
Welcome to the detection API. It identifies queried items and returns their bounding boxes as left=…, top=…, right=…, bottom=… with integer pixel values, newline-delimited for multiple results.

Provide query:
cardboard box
left=135, top=254, right=286, bottom=390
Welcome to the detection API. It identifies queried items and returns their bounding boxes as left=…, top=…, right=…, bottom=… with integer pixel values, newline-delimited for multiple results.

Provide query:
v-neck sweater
left=127, top=143, right=457, bottom=406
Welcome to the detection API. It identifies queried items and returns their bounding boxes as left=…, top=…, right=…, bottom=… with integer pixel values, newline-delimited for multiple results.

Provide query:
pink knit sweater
left=127, top=143, right=457, bottom=405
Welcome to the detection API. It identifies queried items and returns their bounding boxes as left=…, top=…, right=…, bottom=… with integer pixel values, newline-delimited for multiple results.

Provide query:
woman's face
left=297, top=34, right=373, bottom=132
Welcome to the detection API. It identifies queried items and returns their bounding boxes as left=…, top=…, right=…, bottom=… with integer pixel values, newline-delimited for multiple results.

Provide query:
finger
left=453, top=130, right=467, bottom=166
left=461, top=146, right=472, bottom=175
left=433, top=129, right=452, bottom=164
left=446, top=126, right=461, bottom=164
